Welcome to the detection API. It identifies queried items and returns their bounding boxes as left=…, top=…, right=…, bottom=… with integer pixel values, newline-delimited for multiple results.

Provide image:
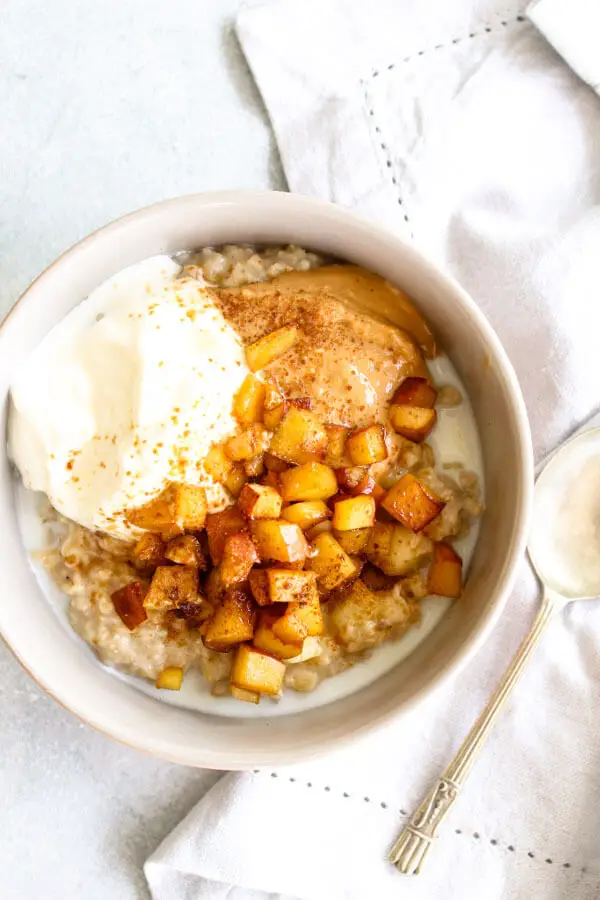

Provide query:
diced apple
left=246, top=325, right=300, bottom=372
left=220, top=532, right=260, bottom=587
left=132, top=533, right=165, bottom=569
left=203, top=445, right=233, bottom=483
left=308, top=531, right=358, bottom=591
left=367, top=522, right=432, bottom=575
left=233, top=373, right=266, bottom=425
left=225, top=425, right=271, bottom=461
left=144, top=565, right=198, bottom=610
left=165, top=534, right=207, bottom=568
left=111, top=582, right=148, bottom=630
left=264, top=568, right=319, bottom=606
left=205, top=565, right=226, bottom=605
left=260, top=470, right=281, bottom=492
left=248, top=569, right=270, bottom=605
left=345, top=425, right=388, bottom=465
left=155, top=667, right=184, bottom=691
left=230, top=685, right=260, bottom=704
left=333, top=527, right=371, bottom=555
left=336, top=466, right=375, bottom=495
left=268, top=407, right=328, bottom=465
left=381, top=473, right=445, bottom=532
left=272, top=591, right=324, bottom=643
left=253, top=610, right=304, bottom=660
left=244, top=455, right=265, bottom=478
left=230, top=644, right=285, bottom=695
left=391, top=377, right=437, bottom=409
left=279, top=462, right=338, bottom=502
left=250, top=520, right=309, bottom=563
left=281, top=500, right=331, bottom=530
left=263, top=402, right=286, bottom=430
left=223, top=464, right=247, bottom=497
left=264, top=452, right=289, bottom=473
left=332, top=495, right=376, bottom=531
left=238, top=483, right=283, bottom=520
left=372, top=483, right=386, bottom=505
left=428, top=542, right=463, bottom=598
left=126, top=482, right=207, bottom=531
left=389, top=405, right=437, bottom=442
left=324, top=424, right=351, bottom=467
left=202, top=587, right=256, bottom=651
left=205, top=506, right=247, bottom=564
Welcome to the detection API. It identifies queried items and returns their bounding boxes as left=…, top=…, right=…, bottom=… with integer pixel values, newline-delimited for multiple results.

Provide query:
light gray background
left=0, top=1, right=282, bottom=897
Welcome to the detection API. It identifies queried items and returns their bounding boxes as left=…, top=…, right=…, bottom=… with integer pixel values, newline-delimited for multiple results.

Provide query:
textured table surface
left=0, top=1, right=283, bottom=896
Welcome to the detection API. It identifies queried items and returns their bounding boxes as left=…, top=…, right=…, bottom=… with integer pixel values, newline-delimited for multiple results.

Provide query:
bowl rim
left=0, top=189, right=534, bottom=767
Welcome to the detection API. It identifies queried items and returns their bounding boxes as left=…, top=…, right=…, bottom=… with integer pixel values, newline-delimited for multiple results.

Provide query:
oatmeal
left=15, top=244, right=483, bottom=706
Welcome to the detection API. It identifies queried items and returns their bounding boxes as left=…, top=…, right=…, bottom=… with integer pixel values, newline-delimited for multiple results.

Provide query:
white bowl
left=0, top=191, right=533, bottom=768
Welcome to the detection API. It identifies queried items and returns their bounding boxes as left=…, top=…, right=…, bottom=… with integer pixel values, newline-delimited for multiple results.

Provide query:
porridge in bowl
left=9, top=244, right=483, bottom=707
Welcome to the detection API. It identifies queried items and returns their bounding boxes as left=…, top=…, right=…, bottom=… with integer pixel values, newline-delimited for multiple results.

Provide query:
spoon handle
left=389, top=589, right=559, bottom=874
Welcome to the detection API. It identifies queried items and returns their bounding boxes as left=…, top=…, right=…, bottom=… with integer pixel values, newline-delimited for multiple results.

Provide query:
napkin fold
left=146, top=2, right=600, bottom=897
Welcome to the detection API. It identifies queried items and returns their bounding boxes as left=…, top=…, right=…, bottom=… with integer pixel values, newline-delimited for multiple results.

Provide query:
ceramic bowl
left=0, top=191, right=533, bottom=767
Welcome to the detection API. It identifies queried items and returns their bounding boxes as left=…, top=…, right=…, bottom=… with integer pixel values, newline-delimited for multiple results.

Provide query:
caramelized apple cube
left=225, top=425, right=271, bottom=461
left=244, top=455, right=265, bottom=478
left=264, top=452, right=289, bottom=473
left=144, top=565, right=198, bottom=610
left=308, top=531, right=357, bottom=591
left=324, top=424, right=351, bottom=467
left=128, top=483, right=206, bottom=532
left=345, top=425, right=388, bottom=465
left=268, top=407, right=328, bottom=465
left=205, top=565, right=226, bottom=606
left=233, top=374, right=266, bottom=425
left=272, top=593, right=323, bottom=643
left=265, top=568, right=319, bottom=606
left=126, top=484, right=179, bottom=532
left=336, top=466, right=375, bottom=495
left=391, top=377, right=437, bottom=408
left=253, top=610, right=304, bottom=660
left=381, top=473, right=445, bottom=532
left=203, top=445, right=233, bottom=483
left=223, top=464, right=247, bottom=497
left=263, top=402, right=286, bottom=430
left=281, top=500, right=331, bottom=530
left=231, top=644, right=285, bottom=695
left=111, top=582, right=148, bottom=630
left=165, top=534, right=207, bottom=568
left=389, top=405, right=437, bottom=442
left=279, top=462, right=338, bottom=502
left=202, top=587, right=256, bottom=651
left=230, top=685, right=260, bottom=704
left=246, top=325, right=300, bottom=372
left=220, top=532, right=260, bottom=587
left=205, top=506, right=247, bottom=564
left=176, top=484, right=208, bottom=529
left=333, top=527, right=371, bottom=555
left=238, top=483, right=283, bottom=520
left=133, top=533, right=165, bottom=569
left=332, top=495, right=376, bottom=531
left=248, top=569, right=270, bottom=606
left=367, top=522, right=432, bottom=575
left=155, top=666, right=184, bottom=691
left=250, top=520, right=309, bottom=563
left=428, top=542, right=463, bottom=598
left=372, top=483, right=386, bottom=505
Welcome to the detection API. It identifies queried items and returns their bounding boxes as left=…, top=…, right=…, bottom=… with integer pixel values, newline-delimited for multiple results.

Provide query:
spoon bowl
left=528, top=426, right=600, bottom=603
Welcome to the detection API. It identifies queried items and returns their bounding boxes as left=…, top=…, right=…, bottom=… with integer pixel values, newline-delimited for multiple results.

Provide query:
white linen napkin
left=145, top=1, right=600, bottom=897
